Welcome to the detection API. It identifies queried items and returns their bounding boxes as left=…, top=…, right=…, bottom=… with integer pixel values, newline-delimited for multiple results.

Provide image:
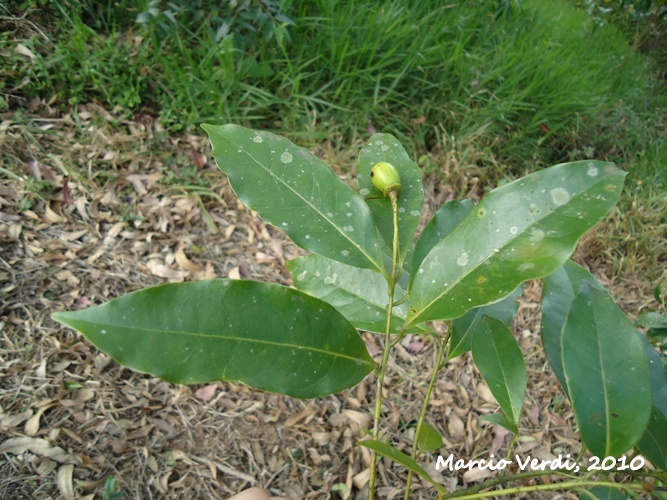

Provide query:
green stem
left=404, top=333, right=449, bottom=500
left=445, top=479, right=644, bottom=499
left=504, top=434, right=519, bottom=463
left=446, top=470, right=578, bottom=497
left=369, top=190, right=401, bottom=499
left=0, top=166, right=24, bottom=181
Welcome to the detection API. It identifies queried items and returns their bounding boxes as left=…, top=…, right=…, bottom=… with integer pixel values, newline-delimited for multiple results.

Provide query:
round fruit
left=370, top=162, right=402, bottom=197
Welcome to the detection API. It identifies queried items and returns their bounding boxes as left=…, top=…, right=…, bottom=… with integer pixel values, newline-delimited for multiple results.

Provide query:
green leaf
left=580, top=486, right=629, bottom=500
left=416, top=422, right=443, bottom=452
left=479, top=413, right=518, bottom=434
left=202, top=124, right=386, bottom=272
left=449, top=284, right=523, bottom=360
left=287, top=254, right=421, bottom=334
left=356, top=440, right=446, bottom=494
left=636, top=405, right=667, bottom=470
left=636, top=311, right=667, bottom=329
left=641, top=333, right=667, bottom=415
left=562, top=284, right=651, bottom=457
left=52, top=280, right=375, bottom=399
left=636, top=335, right=667, bottom=469
left=407, top=161, right=626, bottom=325
left=541, top=261, right=607, bottom=395
left=409, top=199, right=474, bottom=280
left=472, top=315, right=526, bottom=433
left=358, top=133, right=424, bottom=267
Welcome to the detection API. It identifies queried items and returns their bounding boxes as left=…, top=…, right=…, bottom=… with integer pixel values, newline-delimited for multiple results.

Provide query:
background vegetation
left=1, top=0, right=665, bottom=284
left=0, top=2, right=665, bottom=497
left=3, top=0, right=665, bottom=180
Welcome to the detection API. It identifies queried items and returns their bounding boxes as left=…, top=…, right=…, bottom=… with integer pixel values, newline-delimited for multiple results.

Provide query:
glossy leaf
left=479, top=413, right=517, bottom=433
left=636, top=335, right=667, bottom=469
left=541, top=260, right=607, bottom=394
left=409, top=199, right=474, bottom=280
left=356, top=440, right=446, bottom=494
left=580, top=487, right=629, bottom=500
left=472, top=315, right=526, bottom=433
left=358, top=133, right=424, bottom=267
left=52, top=280, right=375, bottom=399
left=644, top=335, right=667, bottom=416
left=416, top=422, right=443, bottom=453
left=562, top=284, right=651, bottom=457
left=407, top=161, right=626, bottom=326
left=448, top=284, right=523, bottom=360
left=202, top=124, right=386, bottom=272
left=637, top=406, right=667, bottom=470
left=636, top=311, right=667, bottom=330
left=287, top=254, right=421, bottom=334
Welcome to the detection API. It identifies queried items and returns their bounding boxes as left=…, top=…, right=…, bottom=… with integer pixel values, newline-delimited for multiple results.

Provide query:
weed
left=5, top=0, right=663, bottom=181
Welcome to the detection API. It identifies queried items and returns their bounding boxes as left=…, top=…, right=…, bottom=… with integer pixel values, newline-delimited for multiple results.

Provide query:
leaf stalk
left=369, top=189, right=401, bottom=499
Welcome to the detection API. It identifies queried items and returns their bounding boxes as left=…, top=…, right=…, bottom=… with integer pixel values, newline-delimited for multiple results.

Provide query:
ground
left=0, top=105, right=662, bottom=499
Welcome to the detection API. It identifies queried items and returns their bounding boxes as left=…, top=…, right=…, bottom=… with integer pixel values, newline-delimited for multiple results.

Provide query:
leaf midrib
left=409, top=176, right=612, bottom=326
left=64, top=318, right=375, bottom=366
left=591, top=302, right=612, bottom=456
left=490, top=328, right=521, bottom=424
left=214, top=127, right=385, bottom=273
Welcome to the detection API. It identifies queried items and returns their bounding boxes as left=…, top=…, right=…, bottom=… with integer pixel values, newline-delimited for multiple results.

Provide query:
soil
left=0, top=105, right=661, bottom=499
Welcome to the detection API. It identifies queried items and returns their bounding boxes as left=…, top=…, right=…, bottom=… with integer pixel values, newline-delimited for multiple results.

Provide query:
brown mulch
left=0, top=105, right=663, bottom=499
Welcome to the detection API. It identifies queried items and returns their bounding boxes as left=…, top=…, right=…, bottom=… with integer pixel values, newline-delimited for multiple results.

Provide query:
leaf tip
left=51, top=310, right=77, bottom=327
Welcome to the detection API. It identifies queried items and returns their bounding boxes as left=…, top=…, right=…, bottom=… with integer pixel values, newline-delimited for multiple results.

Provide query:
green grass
left=3, top=0, right=665, bottom=183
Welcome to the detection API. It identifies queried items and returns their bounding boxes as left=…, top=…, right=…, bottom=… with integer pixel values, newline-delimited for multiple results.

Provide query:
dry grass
left=0, top=106, right=662, bottom=499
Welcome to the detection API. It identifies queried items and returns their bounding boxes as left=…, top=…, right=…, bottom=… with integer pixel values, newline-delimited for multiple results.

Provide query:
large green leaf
left=541, top=261, right=607, bottom=394
left=287, top=254, right=421, bottom=334
left=580, top=487, right=629, bottom=500
left=636, top=335, right=667, bottom=469
left=416, top=422, right=444, bottom=453
left=637, top=406, right=667, bottom=470
left=409, top=199, right=474, bottom=282
left=358, top=133, right=424, bottom=267
left=562, top=284, right=651, bottom=457
left=448, top=284, right=523, bottom=360
left=407, top=161, right=626, bottom=325
left=472, top=315, right=527, bottom=433
left=356, top=440, right=446, bottom=495
left=479, top=413, right=518, bottom=433
left=202, top=124, right=386, bottom=272
left=643, top=334, right=667, bottom=416
left=52, top=280, right=375, bottom=399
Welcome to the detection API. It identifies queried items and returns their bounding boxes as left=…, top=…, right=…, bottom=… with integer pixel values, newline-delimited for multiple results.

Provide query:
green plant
left=52, top=125, right=666, bottom=498
left=100, top=475, right=125, bottom=500
left=136, top=0, right=293, bottom=50
left=11, top=0, right=662, bottom=177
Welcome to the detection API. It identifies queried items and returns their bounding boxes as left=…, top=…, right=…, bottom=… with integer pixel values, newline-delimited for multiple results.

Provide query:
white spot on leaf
left=518, top=262, right=535, bottom=272
left=587, top=163, right=598, bottom=176
left=457, top=252, right=469, bottom=266
left=530, top=229, right=545, bottom=243
left=280, top=152, right=293, bottom=164
left=510, top=226, right=518, bottom=235
left=550, top=188, right=570, bottom=206
left=253, top=135, right=263, bottom=143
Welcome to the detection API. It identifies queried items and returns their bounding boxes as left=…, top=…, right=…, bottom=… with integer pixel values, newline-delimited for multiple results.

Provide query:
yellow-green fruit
left=370, top=161, right=402, bottom=197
